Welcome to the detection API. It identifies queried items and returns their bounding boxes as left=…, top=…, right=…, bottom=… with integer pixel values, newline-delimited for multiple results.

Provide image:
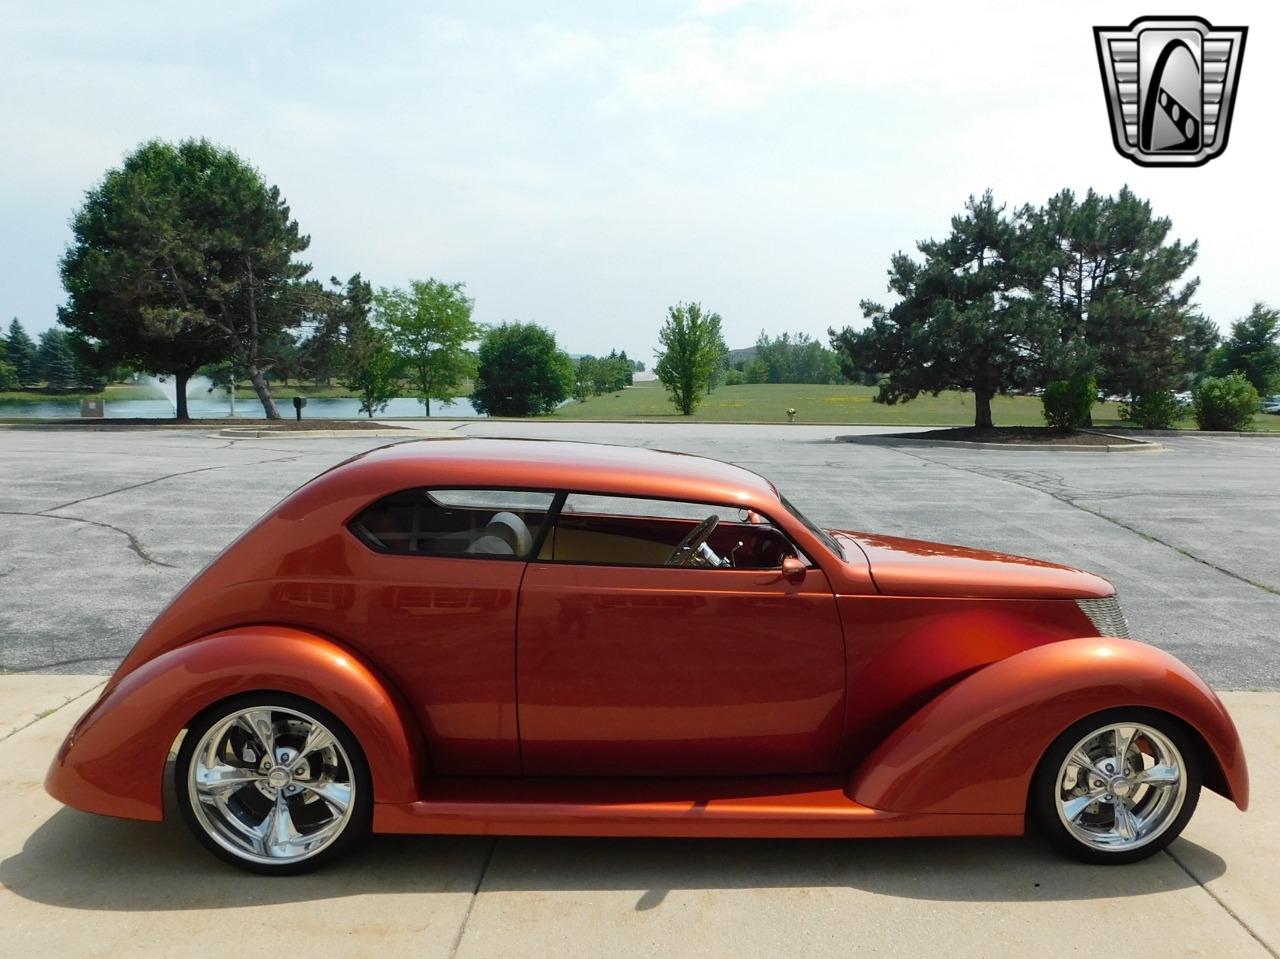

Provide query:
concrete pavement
left=0, top=675, right=1274, bottom=959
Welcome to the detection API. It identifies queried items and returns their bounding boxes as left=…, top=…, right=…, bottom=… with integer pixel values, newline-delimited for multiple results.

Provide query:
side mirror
left=781, top=555, right=806, bottom=583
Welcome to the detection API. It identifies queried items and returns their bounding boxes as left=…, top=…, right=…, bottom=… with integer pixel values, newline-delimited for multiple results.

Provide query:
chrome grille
left=1076, top=596, right=1130, bottom=638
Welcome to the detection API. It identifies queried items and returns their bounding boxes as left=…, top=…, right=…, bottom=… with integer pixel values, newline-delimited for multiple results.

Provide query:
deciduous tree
left=754, top=331, right=841, bottom=384
left=655, top=302, right=725, bottom=415
left=374, top=279, right=478, bottom=416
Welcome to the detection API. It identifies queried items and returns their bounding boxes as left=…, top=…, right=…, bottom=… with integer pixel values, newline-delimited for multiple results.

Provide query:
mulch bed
left=892, top=426, right=1143, bottom=446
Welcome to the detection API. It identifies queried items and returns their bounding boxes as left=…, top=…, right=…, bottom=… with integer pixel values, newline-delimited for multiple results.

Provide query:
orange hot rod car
left=47, top=438, right=1247, bottom=873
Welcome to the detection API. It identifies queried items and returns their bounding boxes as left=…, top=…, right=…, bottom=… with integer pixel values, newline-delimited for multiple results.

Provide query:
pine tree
left=37, top=328, right=80, bottom=389
left=831, top=191, right=1055, bottom=428
left=1213, top=303, right=1280, bottom=395
left=5, top=319, right=38, bottom=386
left=60, top=138, right=310, bottom=419
left=1028, top=187, right=1200, bottom=398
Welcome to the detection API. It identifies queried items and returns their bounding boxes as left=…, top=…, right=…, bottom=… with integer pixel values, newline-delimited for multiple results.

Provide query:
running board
left=372, top=776, right=1022, bottom=839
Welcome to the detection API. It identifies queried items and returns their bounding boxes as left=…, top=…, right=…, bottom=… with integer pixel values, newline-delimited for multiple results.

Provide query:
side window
left=350, top=488, right=555, bottom=559
left=543, top=494, right=805, bottom=569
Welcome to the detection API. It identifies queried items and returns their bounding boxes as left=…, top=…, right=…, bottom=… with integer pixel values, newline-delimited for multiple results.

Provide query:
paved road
left=1, top=422, right=1278, bottom=688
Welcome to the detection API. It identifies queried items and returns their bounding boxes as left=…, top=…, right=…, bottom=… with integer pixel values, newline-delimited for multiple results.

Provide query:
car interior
left=350, top=488, right=801, bottom=569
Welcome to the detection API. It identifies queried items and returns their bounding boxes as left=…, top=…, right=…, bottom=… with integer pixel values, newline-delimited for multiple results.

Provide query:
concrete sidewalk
left=1, top=677, right=1275, bottom=958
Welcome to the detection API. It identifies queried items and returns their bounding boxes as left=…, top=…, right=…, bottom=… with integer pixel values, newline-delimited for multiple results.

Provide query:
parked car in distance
left=46, top=438, right=1248, bottom=874
left=1261, top=395, right=1280, bottom=414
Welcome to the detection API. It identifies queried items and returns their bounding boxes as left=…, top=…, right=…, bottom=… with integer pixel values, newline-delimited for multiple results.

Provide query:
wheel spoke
left=1118, top=726, right=1138, bottom=771
left=299, top=814, right=346, bottom=849
left=272, top=796, right=297, bottom=854
left=1112, top=799, right=1139, bottom=842
left=195, top=763, right=262, bottom=797
left=238, top=709, right=277, bottom=760
left=295, top=724, right=335, bottom=766
left=299, top=780, right=352, bottom=815
left=1109, top=726, right=1127, bottom=770
left=1068, top=750, right=1107, bottom=782
left=1134, top=763, right=1180, bottom=788
left=1062, top=791, right=1106, bottom=822
left=257, top=794, right=300, bottom=857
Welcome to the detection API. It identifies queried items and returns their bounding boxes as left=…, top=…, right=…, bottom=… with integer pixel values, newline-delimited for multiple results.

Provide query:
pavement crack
left=0, top=655, right=122, bottom=672
left=0, top=510, right=177, bottom=568
left=447, top=838, right=497, bottom=959
left=1165, top=846, right=1279, bottom=958
left=877, top=445, right=1280, bottom=597
left=38, top=454, right=302, bottom=513
left=0, top=679, right=105, bottom=744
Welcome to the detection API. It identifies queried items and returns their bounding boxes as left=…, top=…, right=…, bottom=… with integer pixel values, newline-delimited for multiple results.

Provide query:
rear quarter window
left=349, top=488, right=555, bottom=559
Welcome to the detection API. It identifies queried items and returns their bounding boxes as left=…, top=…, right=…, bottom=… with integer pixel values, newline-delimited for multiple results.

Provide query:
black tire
left=1031, top=707, right=1201, bottom=865
left=175, top=692, right=373, bottom=875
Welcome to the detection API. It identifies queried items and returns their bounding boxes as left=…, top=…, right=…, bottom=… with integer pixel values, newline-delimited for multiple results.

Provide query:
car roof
left=337, top=438, right=780, bottom=507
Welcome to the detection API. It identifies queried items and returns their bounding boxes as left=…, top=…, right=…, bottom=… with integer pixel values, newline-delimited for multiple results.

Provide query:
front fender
left=848, top=637, right=1248, bottom=816
left=46, top=626, right=425, bottom=821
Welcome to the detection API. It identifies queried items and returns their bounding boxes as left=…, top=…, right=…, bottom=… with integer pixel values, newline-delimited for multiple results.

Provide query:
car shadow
left=0, top=808, right=1227, bottom=913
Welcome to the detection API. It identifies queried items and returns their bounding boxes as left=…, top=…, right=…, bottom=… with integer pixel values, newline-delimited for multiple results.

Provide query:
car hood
left=831, top=530, right=1114, bottom=600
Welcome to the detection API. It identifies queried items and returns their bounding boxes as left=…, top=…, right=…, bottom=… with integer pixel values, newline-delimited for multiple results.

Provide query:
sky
left=2, top=0, right=1276, bottom=362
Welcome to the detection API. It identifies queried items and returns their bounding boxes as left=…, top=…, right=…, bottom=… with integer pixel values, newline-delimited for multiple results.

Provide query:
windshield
left=780, top=494, right=844, bottom=561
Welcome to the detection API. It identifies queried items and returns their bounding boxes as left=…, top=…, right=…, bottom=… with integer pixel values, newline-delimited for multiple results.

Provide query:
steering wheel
left=665, top=514, right=720, bottom=567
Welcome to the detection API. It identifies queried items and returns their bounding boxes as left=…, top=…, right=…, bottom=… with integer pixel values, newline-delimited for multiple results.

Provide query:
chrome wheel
left=187, top=705, right=357, bottom=867
left=1054, top=721, right=1188, bottom=853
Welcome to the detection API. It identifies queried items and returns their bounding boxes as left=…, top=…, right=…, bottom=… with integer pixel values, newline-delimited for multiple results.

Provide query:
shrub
left=1041, top=375, right=1096, bottom=431
left=1118, top=391, right=1182, bottom=429
left=1193, top=373, right=1259, bottom=431
left=470, top=322, right=574, bottom=416
left=724, top=367, right=745, bottom=386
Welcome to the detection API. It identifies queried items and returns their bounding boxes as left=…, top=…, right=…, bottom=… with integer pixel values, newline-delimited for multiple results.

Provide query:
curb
left=217, top=428, right=455, bottom=440
left=1122, top=429, right=1280, bottom=438
left=837, top=431, right=1165, bottom=453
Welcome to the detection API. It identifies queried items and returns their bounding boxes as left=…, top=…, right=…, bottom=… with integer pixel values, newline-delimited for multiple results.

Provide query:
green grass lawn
left=238, top=382, right=357, bottom=398
left=0, top=381, right=362, bottom=403
left=551, top=380, right=1280, bottom=430
left=0, top=383, right=162, bottom=403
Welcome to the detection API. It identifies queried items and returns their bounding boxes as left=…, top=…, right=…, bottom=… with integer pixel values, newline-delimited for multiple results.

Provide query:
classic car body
left=47, top=438, right=1247, bottom=871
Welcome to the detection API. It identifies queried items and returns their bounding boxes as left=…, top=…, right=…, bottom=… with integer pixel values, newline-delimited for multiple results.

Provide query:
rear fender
left=848, top=637, right=1248, bottom=815
left=46, top=626, right=425, bottom=821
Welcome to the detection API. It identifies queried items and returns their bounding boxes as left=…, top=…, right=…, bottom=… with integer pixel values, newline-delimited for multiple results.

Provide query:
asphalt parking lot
left=1, top=421, right=1277, bottom=687
left=2, top=422, right=1279, bottom=957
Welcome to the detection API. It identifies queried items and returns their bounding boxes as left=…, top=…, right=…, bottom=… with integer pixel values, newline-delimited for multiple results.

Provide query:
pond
left=0, top=396, right=484, bottom=420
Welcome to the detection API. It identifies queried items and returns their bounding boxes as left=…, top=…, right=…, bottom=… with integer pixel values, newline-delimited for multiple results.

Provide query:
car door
left=516, top=493, right=846, bottom=776
left=345, top=486, right=556, bottom=775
